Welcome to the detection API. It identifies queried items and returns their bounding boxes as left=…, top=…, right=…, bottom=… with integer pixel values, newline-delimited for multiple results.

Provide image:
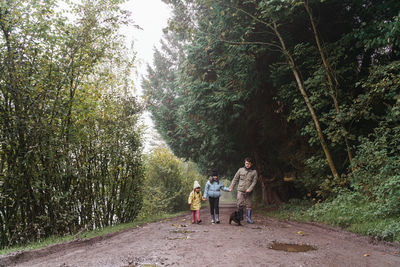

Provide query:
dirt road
left=1, top=202, right=399, bottom=267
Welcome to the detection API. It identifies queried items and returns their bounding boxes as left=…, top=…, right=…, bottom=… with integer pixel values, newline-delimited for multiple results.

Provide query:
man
left=229, top=157, right=257, bottom=224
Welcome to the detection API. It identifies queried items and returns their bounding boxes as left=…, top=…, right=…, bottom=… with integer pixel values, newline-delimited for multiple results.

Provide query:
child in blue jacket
left=202, top=170, right=229, bottom=224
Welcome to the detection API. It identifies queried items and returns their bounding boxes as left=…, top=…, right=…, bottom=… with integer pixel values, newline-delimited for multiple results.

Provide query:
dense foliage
left=143, top=0, right=400, bottom=223
left=141, top=146, right=204, bottom=216
left=0, top=0, right=144, bottom=248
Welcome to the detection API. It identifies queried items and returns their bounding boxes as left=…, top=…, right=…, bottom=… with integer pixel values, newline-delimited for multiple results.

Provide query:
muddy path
left=1, top=202, right=399, bottom=267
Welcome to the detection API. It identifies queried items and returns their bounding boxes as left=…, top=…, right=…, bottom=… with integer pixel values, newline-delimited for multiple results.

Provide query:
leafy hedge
left=141, top=146, right=204, bottom=216
left=0, top=0, right=144, bottom=248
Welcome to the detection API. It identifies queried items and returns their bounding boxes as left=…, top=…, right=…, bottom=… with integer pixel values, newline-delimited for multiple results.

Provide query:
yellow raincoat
left=188, top=190, right=203, bottom=211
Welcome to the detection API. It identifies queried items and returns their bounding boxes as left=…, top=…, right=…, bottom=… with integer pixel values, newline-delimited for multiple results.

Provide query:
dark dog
left=229, top=211, right=241, bottom=226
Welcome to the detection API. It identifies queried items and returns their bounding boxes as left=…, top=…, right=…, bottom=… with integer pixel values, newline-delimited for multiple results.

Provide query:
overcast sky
left=121, top=0, right=171, bottom=95
left=121, top=0, right=172, bottom=151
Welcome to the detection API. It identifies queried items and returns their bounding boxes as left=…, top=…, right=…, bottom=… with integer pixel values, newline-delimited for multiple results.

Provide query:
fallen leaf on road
left=297, top=231, right=305, bottom=236
left=171, top=230, right=194, bottom=234
left=364, top=254, right=370, bottom=257
left=171, top=224, right=187, bottom=228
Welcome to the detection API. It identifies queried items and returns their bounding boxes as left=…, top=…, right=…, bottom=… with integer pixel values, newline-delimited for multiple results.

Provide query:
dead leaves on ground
left=168, top=223, right=191, bottom=240
left=171, top=223, right=187, bottom=228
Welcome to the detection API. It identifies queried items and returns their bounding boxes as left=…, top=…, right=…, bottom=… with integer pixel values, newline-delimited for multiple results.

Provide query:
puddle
left=269, top=242, right=317, bottom=252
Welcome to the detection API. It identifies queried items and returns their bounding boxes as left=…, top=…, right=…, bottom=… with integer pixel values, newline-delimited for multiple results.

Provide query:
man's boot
left=211, top=214, right=215, bottom=224
left=246, top=208, right=254, bottom=224
left=238, top=208, right=244, bottom=221
left=215, top=214, right=220, bottom=224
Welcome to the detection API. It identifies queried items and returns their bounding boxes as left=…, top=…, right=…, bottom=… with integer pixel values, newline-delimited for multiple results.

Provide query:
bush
left=309, top=189, right=373, bottom=228
left=141, top=146, right=204, bottom=216
left=366, top=219, right=400, bottom=242
left=308, top=188, right=400, bottom=242
left=350, top=126, right=400, bottom=217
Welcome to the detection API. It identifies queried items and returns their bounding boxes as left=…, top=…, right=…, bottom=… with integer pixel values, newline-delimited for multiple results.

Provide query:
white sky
left=121, top=0, right=171, bottom=95
left=121, top=0, right=172, bottom=152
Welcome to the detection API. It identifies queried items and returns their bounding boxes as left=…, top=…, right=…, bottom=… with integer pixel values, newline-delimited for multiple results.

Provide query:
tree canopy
left=143, top=0, right=400, bottom=206
left=0, top=0, right=144, bottom=248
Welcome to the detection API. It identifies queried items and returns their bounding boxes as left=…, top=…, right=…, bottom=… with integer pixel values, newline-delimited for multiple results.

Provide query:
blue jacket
left=203, top=179, right=229, bottom=198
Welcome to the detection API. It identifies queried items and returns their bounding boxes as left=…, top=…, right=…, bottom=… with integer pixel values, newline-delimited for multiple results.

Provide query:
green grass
left=0, top=211, right=185, bottom=255
left=348, top=217, right=400, bottom=242
left=257, top=199, right=313, bottom=222
left=258, top=198, right=400, bottom=242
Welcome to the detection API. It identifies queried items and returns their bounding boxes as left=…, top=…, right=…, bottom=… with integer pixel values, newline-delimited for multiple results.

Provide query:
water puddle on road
left=269, top=242, right=317, bottom=252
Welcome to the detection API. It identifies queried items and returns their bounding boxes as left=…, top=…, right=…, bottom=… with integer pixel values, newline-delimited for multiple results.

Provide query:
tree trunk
left=264, top=176, right=282, bottom=205
left=253, top=152, right=281, bottom=206
left=271, top=21, right=340, bottom=180
left=304, top=1, right=354, bottom=167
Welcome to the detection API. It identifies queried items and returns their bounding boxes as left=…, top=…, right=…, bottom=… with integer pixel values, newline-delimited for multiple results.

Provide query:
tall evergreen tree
left=144, top=0, right=400, bottom=204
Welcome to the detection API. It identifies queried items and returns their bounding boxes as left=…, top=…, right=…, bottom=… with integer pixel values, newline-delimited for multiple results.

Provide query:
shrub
left=141, top=146, right=204, bottom=216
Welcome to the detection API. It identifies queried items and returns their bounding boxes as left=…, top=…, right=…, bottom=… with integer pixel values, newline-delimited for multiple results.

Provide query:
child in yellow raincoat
left=188, top=180, right=204, bottom=224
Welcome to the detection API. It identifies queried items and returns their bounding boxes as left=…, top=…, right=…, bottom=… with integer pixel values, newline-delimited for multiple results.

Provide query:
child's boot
left=211, top=214, right=215, bottom=224
left=215, top=214, right=220, bottom=224
left=246, top=208, right=254, bottom=224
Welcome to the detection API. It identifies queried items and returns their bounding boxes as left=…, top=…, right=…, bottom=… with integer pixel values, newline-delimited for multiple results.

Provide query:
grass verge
left=257, top=199, right=313, bottom=222
left=257, top=199, right=400, bottom=242
left=0, top=211, right=185, bottom=256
